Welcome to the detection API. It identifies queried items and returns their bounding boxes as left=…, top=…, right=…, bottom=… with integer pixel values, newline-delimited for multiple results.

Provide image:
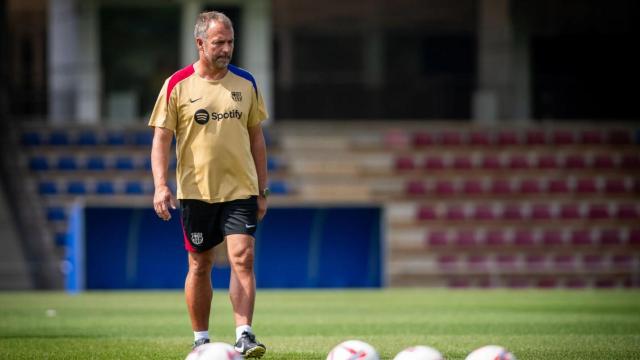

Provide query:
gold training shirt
left=148, top=64, right=268, bottom=203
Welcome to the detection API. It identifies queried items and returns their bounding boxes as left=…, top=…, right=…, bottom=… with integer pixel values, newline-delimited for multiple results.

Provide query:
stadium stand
left=9, top=122, right=640, bottom=288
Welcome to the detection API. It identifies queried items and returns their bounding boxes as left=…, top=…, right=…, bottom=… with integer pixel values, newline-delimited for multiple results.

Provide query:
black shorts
left=180, top=196, right=258, bottom=252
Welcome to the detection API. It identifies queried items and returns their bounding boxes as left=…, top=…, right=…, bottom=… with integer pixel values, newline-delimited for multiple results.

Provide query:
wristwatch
left=260, top=188, right=270, bottom=198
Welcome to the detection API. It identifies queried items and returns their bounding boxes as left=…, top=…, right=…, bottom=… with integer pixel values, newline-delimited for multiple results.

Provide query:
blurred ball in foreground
left=465, top=345, right=516, bottom=360
left=393, top=345, right=445, bottom=360
left=327, top=339, right=380, bottom=360
left=185, top=342, right=242, bottom=360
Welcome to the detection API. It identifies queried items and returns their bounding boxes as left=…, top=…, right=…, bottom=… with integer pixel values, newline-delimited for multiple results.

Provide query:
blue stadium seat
left=106, top=131, right=126, bottom=145
left=57, top=156, right=78, bottom=170
left=54, top=232, right=68, bottom=246
left=77, top=131, right=98, bottom=146
left=49, top=131, right=70, bottom=146
left=268, top=180, right=290, bottom=195
left=29, top=156, right=49, bottom=171
left=38, top=181, right=58, bottom=195
left=67, top=181, right=87, bottom=194
left=143, top=157, right=152, bottom=170
left=134, top=131, right=153, bottom=146
left=267, top=156, right=279, bottom=171
left=86, top=156, right=106, bottom=170
left=96, top=181, right=115, bottom=195
left=46, top=207, right=66, bottom=221
left=21, top=132, right=42, bottom=146
left=115, top=156, right=135, bottom=170
left=125, top=181, right=144, bottom=194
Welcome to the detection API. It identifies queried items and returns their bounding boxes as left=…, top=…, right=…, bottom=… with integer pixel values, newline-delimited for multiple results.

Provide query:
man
left=148, top=11, right=268, bottom=359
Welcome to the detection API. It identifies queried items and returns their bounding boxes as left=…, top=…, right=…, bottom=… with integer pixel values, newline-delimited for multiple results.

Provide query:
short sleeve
left=148, top=79, right=178, bottom=131
left=247, top=86, right=268, bottom=128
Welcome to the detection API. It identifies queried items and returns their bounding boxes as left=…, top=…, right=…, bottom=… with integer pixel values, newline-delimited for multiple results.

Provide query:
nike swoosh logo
left=189, top=97, right=202, bottom=103
left=245, top=224, right=256, bottom=229
left=235, top=344, right=246, bottom=353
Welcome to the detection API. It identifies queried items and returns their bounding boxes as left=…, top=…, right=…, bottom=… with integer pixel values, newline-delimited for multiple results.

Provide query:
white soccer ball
left=185, top=342, right=243, bottom=360
left=465, top=345, right=516, bottom=360
left=393, top=345, right=445, bottom=360
left=327, top=339, right=380, bottom=360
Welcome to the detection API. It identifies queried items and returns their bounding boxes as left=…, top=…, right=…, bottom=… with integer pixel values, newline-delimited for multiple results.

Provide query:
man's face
left=199, top=21, right=234, bottom=69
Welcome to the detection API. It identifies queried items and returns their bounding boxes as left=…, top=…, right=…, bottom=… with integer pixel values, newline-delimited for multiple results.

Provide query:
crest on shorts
left=231, top=91, right=242, bottom=102
left=191, top=232, right=204, bottom=245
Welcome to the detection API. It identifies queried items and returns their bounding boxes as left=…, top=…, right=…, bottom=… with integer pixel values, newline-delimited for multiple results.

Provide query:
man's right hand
left=153, top=185, right=177, bottom=221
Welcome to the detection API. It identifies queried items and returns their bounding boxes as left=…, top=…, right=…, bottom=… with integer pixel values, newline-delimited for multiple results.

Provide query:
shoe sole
left=244, top=346, right=266, bottom=358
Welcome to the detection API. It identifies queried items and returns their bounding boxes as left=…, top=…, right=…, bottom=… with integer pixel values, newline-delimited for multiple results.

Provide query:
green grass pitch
left=1, top=289, right=639, bottom=359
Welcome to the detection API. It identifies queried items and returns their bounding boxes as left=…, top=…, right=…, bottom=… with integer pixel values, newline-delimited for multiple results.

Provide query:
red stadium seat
left=467, top=254, right=489, bottom=270
left=531, top=203, right=553, bottom=220
left=524, top=254, right=546, bottom=270
left=552, top=130, right=575, bottom=145
left=446, top=205, right=466, bottom=220
left=593, top=154, right=615, bottom=169
left=435, top=179, right=456, bottom=196
left=566, top=278, right=587, bottom=288
left=587, top=203, right=610, bottom=219
left=615, top=203, right=639, bottom=220
left=536, top=154, right=559, bottom=169
left=548, top=178, right=570, bottom=194
left=599, top=229, right=622, bottom=245
left=394, top=155, right=416, bottom=171
left=576, top=178, right=599, bottom=194
left=423, top=155, right=446, bottom=170
left=473, top=204, right=495, bottom=220
left=406, top=180, right=427, bottom=196
left=417, top=205, right=437, bottom=220
left=560, top=203, right=582, bottom=219
left=582, top=254, right=604, bottom=269
left=508, top=154, right=529, bottom=169
left=536, top=278, right=557, bottom=288
left=542, top=229, right=564, bottom=246
left=452, top=155, right=473, bottom=169
left=628, top=229, right=640, bottom=246
left=497, top=131, right=519, bottom=146
left=611, top=254, right=633, bottom=269
left=490, top=178, right=512, bottom=195
left=503, top=204, right=525, bottom=220
left=514, top=229, right=536, bottom=246
left=570, top=230, right=592, bottom=245
left=453, top=230, right=477, bottom=247
left=496, top=254, right=517, bottom=270
left=620, top=154, right=640, bottom=169
left=413, top=132, right=435, bottom=147
left=608, top=130, right=632, bottom=145
left=564, top=154, right=587, bottom=169
left=525, top=130, right=546, bottom=145
left=552, top=254, right=575, bottom=270
left=604, top=178, right=628, bottom=194
left=384, top=130, right=410, bottom=149
left=481, top=154, right=502, bottom=169
left=469, top=131, right=491, bottom=146
left=440, top=131, right=463, bottom=146
left=580, top=130, right=604, bottom=144
left=595, top=278, right=617, bottom=288
left=462, top=179, right=485, bottom=195
left=485, top=230, right=506, bottom=246
left=520, top=178, right=542, bottom=194
left=437, top=255, right=459, bottom=270
left=425, top=231, right=448, bottom=247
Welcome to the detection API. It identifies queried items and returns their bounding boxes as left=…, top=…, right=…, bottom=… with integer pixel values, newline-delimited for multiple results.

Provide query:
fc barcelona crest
left=231, top=91, right=242, bottom=102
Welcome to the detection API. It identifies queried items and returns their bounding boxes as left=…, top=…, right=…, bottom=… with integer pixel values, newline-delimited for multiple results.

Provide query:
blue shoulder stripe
left=228, top=64, right=258, bottom=95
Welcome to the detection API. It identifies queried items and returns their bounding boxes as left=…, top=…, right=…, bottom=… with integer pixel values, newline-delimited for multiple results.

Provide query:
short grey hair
left=194, top=11, right=234, bottom=39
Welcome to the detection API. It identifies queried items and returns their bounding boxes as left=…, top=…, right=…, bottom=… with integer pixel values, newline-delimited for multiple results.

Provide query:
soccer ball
left=326, top=339, right=380, bottom=360
left=185, top=342, right=242, bottom=360
left=465, top=345, right=516, bottom=360
left=393, top=345, right=445, bottom=360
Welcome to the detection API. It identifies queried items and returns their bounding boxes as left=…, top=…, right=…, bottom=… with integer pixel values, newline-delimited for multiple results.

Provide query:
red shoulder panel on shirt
left=166, top=65, right=195, bottom=105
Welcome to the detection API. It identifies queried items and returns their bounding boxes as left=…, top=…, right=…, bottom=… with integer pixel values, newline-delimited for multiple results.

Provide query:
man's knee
left=189, top=251, right=215, bottom=276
